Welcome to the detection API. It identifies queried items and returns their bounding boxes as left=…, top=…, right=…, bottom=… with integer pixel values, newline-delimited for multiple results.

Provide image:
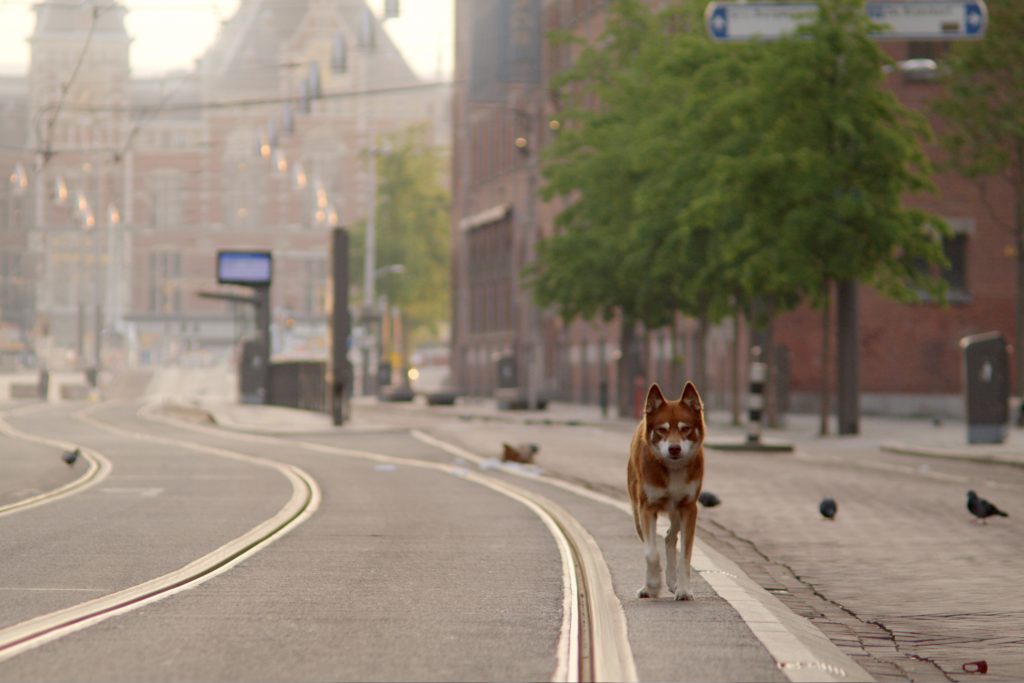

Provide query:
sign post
left=705, top=1, right=988, bottom=42
left=216, top=250, right=273, bottom=405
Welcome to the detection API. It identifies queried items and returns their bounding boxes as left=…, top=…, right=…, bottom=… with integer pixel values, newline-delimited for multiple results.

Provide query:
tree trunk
left=764, top=303, right=778, bottom=428
left=836, top=279, right=860, bottom=435
left=617, top=317, right=640, bottom=418
left=695, top=312, right=708, bottom=399
left=1015, top=142, right=1024, bottom=418
left=670, top=316, right=683, bottom=386
left=819, top=279, right=832, bottom=436
left=731, top=313, right=742, bottom=426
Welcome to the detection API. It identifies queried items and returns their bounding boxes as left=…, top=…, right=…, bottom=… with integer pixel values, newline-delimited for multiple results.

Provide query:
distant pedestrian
left=966, top=490, right=1007, bottom=524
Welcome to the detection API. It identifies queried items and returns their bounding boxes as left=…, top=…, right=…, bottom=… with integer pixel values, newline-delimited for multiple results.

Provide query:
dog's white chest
left=644, top=472, right=699, bottom=506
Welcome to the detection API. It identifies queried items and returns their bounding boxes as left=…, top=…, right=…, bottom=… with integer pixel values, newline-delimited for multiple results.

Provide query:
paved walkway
left=197, top=393, right=1024, bottom=468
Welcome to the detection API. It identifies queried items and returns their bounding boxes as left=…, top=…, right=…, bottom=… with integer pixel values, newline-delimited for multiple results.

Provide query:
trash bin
left=377, top=361, right=392, bottom=388
left=960, top=331, right=1010, bottom=444
left=496, top=354, right=517, bottom=389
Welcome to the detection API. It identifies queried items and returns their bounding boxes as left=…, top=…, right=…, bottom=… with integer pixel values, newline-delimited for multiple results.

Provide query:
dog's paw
left=673, top=589, right=694, bottom=601
left=637, top=585, right=659, bottom=599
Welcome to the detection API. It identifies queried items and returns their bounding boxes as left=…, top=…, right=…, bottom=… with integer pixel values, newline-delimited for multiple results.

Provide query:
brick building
left=1, top=0, right=449, bottom=373
left=451, top=0, right=1014, bottom=418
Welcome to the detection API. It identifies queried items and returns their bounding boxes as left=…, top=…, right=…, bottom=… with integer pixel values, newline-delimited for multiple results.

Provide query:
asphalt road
left=0, top=402, right=569, bottom=682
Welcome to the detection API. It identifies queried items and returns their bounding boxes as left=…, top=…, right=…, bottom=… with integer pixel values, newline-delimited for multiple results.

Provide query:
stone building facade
left=1, top=0, right=449, bottom=373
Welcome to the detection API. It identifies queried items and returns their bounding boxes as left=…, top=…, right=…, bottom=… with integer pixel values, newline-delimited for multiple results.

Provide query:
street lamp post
left=362, top=147, right=378, bottom=395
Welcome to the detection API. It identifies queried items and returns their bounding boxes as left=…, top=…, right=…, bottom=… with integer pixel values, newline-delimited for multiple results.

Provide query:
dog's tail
left=632, top=507, right=645, bottom=540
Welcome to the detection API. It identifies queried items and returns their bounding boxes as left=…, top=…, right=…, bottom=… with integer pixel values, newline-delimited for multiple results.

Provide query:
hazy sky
left=0, top=0, right=453, bottom=78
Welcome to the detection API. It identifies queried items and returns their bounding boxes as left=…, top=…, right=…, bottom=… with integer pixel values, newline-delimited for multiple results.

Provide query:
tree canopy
left=531, top=0, right=948, bottom=338
left=349, top=124, right=450, bottom=346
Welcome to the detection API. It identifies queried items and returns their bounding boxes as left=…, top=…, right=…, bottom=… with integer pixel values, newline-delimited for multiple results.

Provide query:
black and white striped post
left=747, top=345, right=766, bottom=444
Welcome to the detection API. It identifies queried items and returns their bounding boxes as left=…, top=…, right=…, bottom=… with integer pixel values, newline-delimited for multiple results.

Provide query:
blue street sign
left=704, top=1, right=988, bottom=42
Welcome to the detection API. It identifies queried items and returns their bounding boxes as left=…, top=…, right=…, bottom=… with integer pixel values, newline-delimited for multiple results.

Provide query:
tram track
left=0, top=403, right=321, bottom=664
left=0, top=404, right=112, bottom=519
left=0, top=400, right=635, bottom=682
left=134, top=401, right=638, bottom=683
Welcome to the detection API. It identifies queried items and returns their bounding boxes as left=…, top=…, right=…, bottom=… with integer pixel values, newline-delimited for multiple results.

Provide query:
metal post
left=329, top=227, right=351, bottom=425
left=92, top=221, right=102, bottom=384
left=76, top=230, right=85, bottom=364
left=518, top=94, right=544, bottom=411
left=255, top=285, right=271, bottom=404
left=362, top=148, right=377, bottom=396
left=747, top=345, right=766, bottom=444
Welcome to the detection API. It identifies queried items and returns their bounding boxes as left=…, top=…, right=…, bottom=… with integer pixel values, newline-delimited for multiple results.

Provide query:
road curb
left=880, top=441, right=1024, bottom=468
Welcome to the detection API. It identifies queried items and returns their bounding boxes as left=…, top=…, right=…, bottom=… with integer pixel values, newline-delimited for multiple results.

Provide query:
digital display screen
left=217, top=251, right=272, bottom=285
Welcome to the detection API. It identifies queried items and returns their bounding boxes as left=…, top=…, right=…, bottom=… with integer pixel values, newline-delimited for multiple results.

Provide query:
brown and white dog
left=627, top=382, right=705, bottom=600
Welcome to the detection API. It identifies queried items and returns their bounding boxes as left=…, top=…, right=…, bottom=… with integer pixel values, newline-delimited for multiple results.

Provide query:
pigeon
left=967, top=490, right=1008, bottom=523
left=819, top=497, right=837, bottom=520
left=501, top=442, right=539, bottom=464
left=62, top=447, right=81, bottom=466
left=698, top=491, right=721, bottom=508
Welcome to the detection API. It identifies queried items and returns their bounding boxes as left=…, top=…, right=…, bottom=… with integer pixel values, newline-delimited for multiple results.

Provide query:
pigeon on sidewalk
left=62, top=447, right=81, bottom=466
left=819, top=497, right=837, bottom=520
left=967, top=490, right=1008, bottom=523
left=698, top=491, right=721, bottom=508
left=502, top=442, right=539, bottom=464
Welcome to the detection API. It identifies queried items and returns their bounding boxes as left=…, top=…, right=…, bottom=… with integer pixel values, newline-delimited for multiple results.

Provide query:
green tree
left=529, top=0, right=663, bottom=414
left=933, top=0, right=1024, bottom=400
left=350, top=125, right=450, bottom=356
left=687, top=0, right=948, bottom=433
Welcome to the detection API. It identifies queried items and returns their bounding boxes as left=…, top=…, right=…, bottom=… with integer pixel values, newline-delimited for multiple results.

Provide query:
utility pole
left=362, top=146, right=378, bottom=396
left=329, top=228, right=351, bottom=424
left=520, top=91, right=545, bottom=411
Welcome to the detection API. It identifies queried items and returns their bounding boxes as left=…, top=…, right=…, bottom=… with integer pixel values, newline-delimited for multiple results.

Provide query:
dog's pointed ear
left=645, top=384, right=666, bottom=416
left=681, top=382, right=703, bottom=412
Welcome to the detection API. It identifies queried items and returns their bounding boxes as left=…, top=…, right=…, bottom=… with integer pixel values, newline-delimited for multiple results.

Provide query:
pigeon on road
left=819, top=497, right=837, bottom=520
left=967, top=490, right=1008, bottom=523
left=501, top=442, right=539, bottom=464
left=698, top=491, right=721, bottom=508
left=62, top=447, right=81, bottom=466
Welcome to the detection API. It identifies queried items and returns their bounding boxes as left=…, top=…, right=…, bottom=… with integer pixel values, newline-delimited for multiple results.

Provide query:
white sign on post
left=866, top=2, right=987, bottom=40
left=705, top=1, right=988, bottom=42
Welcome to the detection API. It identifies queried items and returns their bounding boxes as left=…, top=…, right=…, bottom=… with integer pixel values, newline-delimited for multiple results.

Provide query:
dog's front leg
left=674, top=502, right=697, bottom=601
left=637, top=509, right=661, bottom=598
left=664, top=510, right=680, bottom=595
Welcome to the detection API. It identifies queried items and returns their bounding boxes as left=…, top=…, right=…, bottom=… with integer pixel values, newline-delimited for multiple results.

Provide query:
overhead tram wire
left=114, top=70, right=194, bottom=163
left=47, top=79, right=453, bottom=116
left=39, top=4, right=115, bottom=165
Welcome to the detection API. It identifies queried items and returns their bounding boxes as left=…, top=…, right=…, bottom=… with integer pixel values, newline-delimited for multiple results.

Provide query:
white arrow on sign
left=867, top=1, right=988, bottom=40
left=704, top=1, right=988, bottom=42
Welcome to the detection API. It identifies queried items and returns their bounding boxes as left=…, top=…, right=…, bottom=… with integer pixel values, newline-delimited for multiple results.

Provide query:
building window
left=305, top=257, right=327, bottom=314
left=942, top=232, right=968, bottom=294
left=148, top=250, right=182, bottom=314
left=148, top=171, right=184, bottom=229
left=466, top=215, right=514, bottom=334
left=917, top=218, right=971, bottom=303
